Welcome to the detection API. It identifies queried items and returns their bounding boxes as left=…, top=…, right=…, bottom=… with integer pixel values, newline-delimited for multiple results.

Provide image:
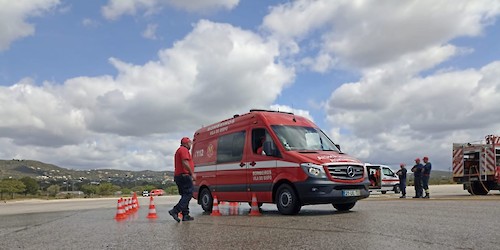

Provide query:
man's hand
left=191, top=173, right=196, bottom=181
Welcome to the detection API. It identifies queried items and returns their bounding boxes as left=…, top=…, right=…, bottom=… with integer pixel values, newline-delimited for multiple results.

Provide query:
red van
left=192, top=109, right=370, bottom=215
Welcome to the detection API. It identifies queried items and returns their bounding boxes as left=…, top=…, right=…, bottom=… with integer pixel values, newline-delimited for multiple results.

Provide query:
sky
left=1, top=0, right=500, bottom=172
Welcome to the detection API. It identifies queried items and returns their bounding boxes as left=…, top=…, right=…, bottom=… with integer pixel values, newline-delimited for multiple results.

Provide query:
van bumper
left=294, top=178, right=370, bottom=205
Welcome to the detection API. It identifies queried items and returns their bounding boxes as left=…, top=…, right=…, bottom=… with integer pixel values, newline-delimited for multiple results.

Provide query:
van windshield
left=271, top=125, right=340, bottom=152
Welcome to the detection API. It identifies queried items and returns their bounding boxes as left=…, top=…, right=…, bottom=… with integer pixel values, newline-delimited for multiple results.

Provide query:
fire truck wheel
left=200, top=188, right=213, bottom=212
left=276, top=184, right=301, bottom=215
left=468, top=182, right=489, bottom=195
left=333, top=202, right=356, bottom=212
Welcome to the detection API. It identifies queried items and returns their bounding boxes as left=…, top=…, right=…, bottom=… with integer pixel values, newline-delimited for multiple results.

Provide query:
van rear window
left=217, top=131, right=246, bottom=163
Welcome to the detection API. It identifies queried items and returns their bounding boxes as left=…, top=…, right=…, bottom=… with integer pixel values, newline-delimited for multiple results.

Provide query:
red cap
left=415, top=158, right=420, bottom=162
left=423, top=156, right=429, bottom=161
left=181, top=137, right=191, bottom=144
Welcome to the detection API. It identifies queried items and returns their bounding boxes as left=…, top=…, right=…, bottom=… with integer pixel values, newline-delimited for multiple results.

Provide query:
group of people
left=396, top=156, right=432, bottom=199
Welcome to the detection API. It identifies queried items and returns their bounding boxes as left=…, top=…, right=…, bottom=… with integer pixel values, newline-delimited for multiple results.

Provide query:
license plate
left=342, top=190, right=361, bottom=197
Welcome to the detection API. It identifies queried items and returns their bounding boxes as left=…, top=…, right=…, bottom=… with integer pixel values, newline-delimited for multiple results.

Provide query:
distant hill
left=0, top=159, right=173, bottom=184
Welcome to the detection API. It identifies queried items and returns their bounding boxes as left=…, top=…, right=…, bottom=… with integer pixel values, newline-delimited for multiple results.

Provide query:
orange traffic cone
left=178, top=212, right=183, bottom=220
left=130, top=198, right=134, bottom=213
left=124, top=198, right=130, bottom=215
left=131, top=196, right=137, bottom=212
left=146, top=196, right=158, bottom=219
left=210, top=196, right=221, bottom=216
left=249, top=193, right=261, bottom=216
left=133, top=193, right=139, bottom=210
left=114, top=198, right=127, bottom=220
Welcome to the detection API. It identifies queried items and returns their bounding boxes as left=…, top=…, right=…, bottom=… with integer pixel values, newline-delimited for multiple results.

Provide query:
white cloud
left=82, top=18, right=99, bottom=28
left=268, top=104, right=314, bottom=122
left=0, top=20, right=294, bottom=170
left=326, top=60, right=500, bottom=169
left=0, top=0, right=60, bottom=51
left=102, top=0, right=239, bottom=20
left=142, top=23, right=158, bottom=40
left=263, top=0, right=500, bottom=70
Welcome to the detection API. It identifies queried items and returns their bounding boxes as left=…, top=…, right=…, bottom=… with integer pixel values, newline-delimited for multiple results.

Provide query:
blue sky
left=1, top=0, right=500, bottom=172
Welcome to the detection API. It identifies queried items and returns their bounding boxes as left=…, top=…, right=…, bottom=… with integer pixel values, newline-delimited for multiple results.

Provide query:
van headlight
left=301, top=163, right=327, bottom=178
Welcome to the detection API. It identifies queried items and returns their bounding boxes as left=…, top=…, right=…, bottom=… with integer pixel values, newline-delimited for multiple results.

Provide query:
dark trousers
left=414, top=176, right=423, bottom=197
left=173, top=175, right=193, bottom=216
left=399, top=179, right=406, bottom=196
left=422, top=175, right=430, bottom=195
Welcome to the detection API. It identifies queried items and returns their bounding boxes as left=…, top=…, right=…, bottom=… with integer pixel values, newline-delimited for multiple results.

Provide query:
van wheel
left=333, top=202, right=356, bottom=212
left=381, top=191, right=387, bottom=194
left=276, top=184, right=301, bottom=215
left=394, top=185, right=400, bottom=194
left=200, top=188, right=213, bottom=212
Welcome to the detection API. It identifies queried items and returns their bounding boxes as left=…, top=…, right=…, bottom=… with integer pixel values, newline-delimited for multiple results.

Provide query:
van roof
left=193, top=109, right=316, bottom=140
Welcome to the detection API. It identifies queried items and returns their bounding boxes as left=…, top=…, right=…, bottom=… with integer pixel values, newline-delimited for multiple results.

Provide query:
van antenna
left=292, top=103, right=296, bottom=122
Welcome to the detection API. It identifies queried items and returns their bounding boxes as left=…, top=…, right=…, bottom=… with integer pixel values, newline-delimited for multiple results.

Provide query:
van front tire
left=200, top=188, right=213, bottom=212
left=276, top=184, right=301, bottom=215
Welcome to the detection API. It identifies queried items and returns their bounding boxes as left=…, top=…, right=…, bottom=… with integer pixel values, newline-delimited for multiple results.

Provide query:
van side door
left=215, top=131, right=247, bottom=201
left=246, top=128, right=280, bottom=203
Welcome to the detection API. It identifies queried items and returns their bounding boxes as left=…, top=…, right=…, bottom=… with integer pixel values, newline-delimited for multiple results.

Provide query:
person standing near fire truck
left=411, top=158, right=423, bottom=198
left=422, top=156, right=432, bottom=198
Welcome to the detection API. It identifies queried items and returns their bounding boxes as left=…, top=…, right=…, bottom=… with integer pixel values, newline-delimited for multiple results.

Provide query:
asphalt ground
left=1, top=185, right=499, bottom=250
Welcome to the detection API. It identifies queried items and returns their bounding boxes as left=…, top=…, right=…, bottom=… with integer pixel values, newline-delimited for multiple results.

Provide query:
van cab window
left=252, top=128, right=275, bottom=156
left=217, top=131, right=245, bottom=163
left=271, top=125, right=339, bottom=152
left=382, top=167, right=396, bottom=177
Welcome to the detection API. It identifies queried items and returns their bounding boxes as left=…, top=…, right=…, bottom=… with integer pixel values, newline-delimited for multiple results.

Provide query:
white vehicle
left=366, top=164, right=400, bottom=194
left=142, top=190, right=149, bottom=197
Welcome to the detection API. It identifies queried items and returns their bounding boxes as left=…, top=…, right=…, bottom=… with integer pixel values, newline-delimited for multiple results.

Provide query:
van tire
left=200, top=188, right=213, bottom=212
left=333, top=202, right=356, bottom=212
left=381, top=191, right=387, bottom=194
left=276, top=184, right=301, bottom=215
left=394, top=185, right=400, bottom=194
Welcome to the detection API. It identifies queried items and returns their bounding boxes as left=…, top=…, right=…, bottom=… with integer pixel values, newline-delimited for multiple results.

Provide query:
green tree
left=80, top=184, right=98, bottom=197
left=0, top=179, right=26, bottom=199
left=20, top=177, right=39, bottom=195
left=46, top=184, right=60, bottom=197
left=97, top=182, right=120, bottom=196
left=165, top=185, right=178, bottom=195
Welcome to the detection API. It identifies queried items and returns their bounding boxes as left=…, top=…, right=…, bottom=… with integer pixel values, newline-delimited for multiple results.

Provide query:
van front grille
left=326, top=165, right=364, bottom=180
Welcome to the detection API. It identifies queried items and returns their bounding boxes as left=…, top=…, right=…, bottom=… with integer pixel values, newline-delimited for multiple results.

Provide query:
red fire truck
left=191, top=109, right=370, bottom=215
left=452, top=135, right=500, bottom=195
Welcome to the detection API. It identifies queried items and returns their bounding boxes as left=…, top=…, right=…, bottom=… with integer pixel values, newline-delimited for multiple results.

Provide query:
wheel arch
left=272, top=179, right=297, bottom=204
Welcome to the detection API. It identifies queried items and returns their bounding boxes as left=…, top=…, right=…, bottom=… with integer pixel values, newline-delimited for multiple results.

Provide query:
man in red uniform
left=168, top=137, right=196, bottom=222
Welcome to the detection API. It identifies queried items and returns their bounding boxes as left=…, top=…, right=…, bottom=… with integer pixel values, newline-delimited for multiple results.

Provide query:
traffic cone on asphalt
left=249, top=193, right=261, bottom=216
left=178, top=212, right=183, bottom=220
left=210, top=196, right=221, bottom=216
left=132, top=196, right=138, bottom=212
left=128, top=198, right=133, bottom=213
left=132, top=193, right=139, bottom=211
left=146, top=196, right=158, bottom=219
left=114, top=198, right=127, bottom=220
left=124, top=198, right=130, bottom=215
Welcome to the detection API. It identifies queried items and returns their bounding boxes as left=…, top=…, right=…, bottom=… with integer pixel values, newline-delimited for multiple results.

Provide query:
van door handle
left=250, top=161, right=256, bottom=166
left=239, top=162, right=246, bottom=167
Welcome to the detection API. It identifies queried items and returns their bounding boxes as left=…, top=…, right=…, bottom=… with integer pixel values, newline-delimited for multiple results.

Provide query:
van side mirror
left=335, top=144, right=341, bottom=151
left=263, top=141, right=280, bottom=157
